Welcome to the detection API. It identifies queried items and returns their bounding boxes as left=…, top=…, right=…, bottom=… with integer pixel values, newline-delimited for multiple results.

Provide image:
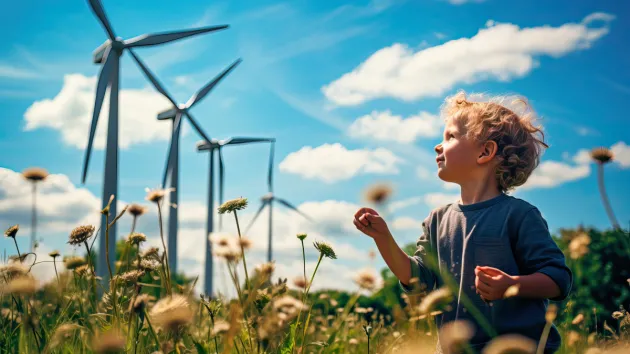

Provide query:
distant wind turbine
left=153, top=59, right=242, bottom=275
left=83, top=0, right=227, bottom=284
left=245, top=142, right=311, bottom=263
left=197, top=137, right=275, bottom=297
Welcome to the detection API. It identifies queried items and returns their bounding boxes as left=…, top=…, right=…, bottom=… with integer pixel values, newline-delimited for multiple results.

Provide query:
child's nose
left=434, top=143, right=442, bottom=154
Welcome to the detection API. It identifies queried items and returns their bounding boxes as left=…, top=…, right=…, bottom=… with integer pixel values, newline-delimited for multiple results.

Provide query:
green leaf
left=193, top=339, right=208, bottom=354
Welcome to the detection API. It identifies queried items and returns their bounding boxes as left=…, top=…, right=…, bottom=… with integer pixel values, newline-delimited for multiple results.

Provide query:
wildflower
left=212, top=320, right=231, bottom=336
left=569, top=233, right=591, bottom=259
left=4, top=275, right=37, bottom=296
left=218, top=197, right=248, bottom=214
left=503, top=284, right=520, bottom=298
left=74, top=264, right=91, bottom=277
left=546, top=304, right=558, bottom=323
left=353, top=268, right=380, bottom=291
left=22, top=167, right=49, bottom=181
left=92, top=331, right=126, bottom=354
left=4, top=225, right=19, bottom=238
left=145, top=187, right=173, bottom=203
left=68, top=225, right=96, bottom=245
left=49, top=323, right=81, bottom=349
left=130, top=294, right=151, bottom=313
left=612, top=311, right=624, bottom=320
left=572, top=313, right=585, bottom=325
left=115, top=270, right=145, bottom=283
left=313, top=241, right=337, bottom=259
left=293, top=276, right=308, bottom=289
left=393, top=331, right=400, bottom=338
left=590, top=147, right=614, bottom=164
left=482, top=334, right=536, bottom=354
left=239, top=237, right=252, bottom=250
left=64, top=256, right=86, bottom=270
left=135, top=259, right=160, bottom=272
left=355, top=307, right=368, bottom=314
left=49, top=250, right=60, bottom=258
left=150, top=295, right=193, bottom=332
left=567, top=330, right=580, bottom=347
left=142, top=247, right=160, bottom=260
left=364, top=183, right=393, bottom=204
left=0, top=263, right=28, bottom=277
left=318, top=293, right=329, bottom=300
left=273, top=295, right=307, bottom=315
left=127, top=203, right=147, bottom=217
left=101, top=195, right=115, bottom=215
left=439, top=320, right=474, bottom=354
left=418, top=287, right=453, bottom=314
left=349, top=338, right=359, bottom=345
left=297, top=233, right=307, bottom=241
left=127, top=232, right=147, bottom=245
left=255, top=262, right=275, bottom=276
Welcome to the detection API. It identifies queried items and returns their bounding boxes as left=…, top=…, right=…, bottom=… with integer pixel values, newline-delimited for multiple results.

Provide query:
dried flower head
left=569, top=232, right=591, bottom=259
left=218, top=197, right=248, bottom=214
left=22, top=167, right=49, bottom=182
left=612, top=311, right=624, bottom=320
left=5, top=275, right=37, bottom=296
left=63, top=256, right=86, bottom=270
left=142, top=247, right=160, bottom=260
left=297, top=233, right=307, bottom=241
left=127, top=203, right=147, bottom=217
left=49, top=323, right=81, bottom=349
left=150, top=295, right=193, bottom=332
left=482, top=334, right=536, bottom=354
left=115, top=270, right=145, bottom=283
left=273, top=295, right=307, bottom=315
left=0, top=263, right=28, bottom=277
left=546, top=304, right=558, bottom=323
left=353, top=268, right=380, bottom=291
left=127, top=232, right=147, bottom=245
left=211, top=320, right=231, bottom=336
left=439, top=320, right=474, bottom=354
left=292, top=276, right=309, bottom=289
left=418, top=287, right=453, bottom=314
left=567, top=330, right=580, bottom=347
left=364, top=183, right=393, bottom=204
left=92, top=331, right=126, bottom=354
left=591, top=147, right=614, bottom=164
left=4, top=225, right=19, bottom=238
left=74, top=264, right=91, bottom=277
left=130, top=294, right=151, bottom=313
left=145, top=187, right=173, bottom=203
left=349, top=338, right=359, bottom=345
left=68, top=225, right=96, bottom=245
left=49, top=250, right=60, bottom=258
left=239, top=237, right=252, bottom=250
left=135, top=259, right=160, bottom=272
left=313, top=241, right=337, bottom=260
left=255, top=262, right=275, bottom=277
left=572, top=313, right=585, bottom=325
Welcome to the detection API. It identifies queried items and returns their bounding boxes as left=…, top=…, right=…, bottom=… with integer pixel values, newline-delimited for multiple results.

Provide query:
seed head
left=292, top=276, right=309, bottom=289
left=101, top=195, right=115, bottom=215
left=273, top=295, right=307, bottom=315
left=572, top=313, right=585, bottom=325
left=22, top=167, right=49, bottom=182
left=612, top=311, right=624, bottom=320
left=49, top=323, right=81, bottom=349
left=115, top=270, right=145, bottom=283
left=130, top=294, right=151, bottom=313
left=211, top=320, right=231, bottom=336
left=255, top=262, right=275, bottom=276
left=313, top=241, right=337, bottom=260
left=546, top=304, right=558, bottom=323
left=297, top=233, right=307, bottom=241
left=135, top=259, right=160, bottom=272
left=49, top=250, right=60, bottom=258
left=74, top=264, right=91, bottom=277
left=4, top=225, right=19, bottom=238
left=569, top=232, right=590, bottom=260
left=92, top=331, right=126, bottom=354
left=150, top=294, right=193, bottom=332
left=0, top=263, right=28, bottom=277
left=364, top=183, right=393, bottom=204
left=239, top=237, right=252, bottom=250
left=439, top=320, right=474, bottom=354
left=590, top=147, right=614, bottom=164
left=482, top=334, right=536, bottom=354
left=418, top=287, right=453, bottom=314
left=4, top=275, right=37, bottom=296
left=127, top=232, right=147, bottom=245
left=127, top=203, right=147, bottom=217
left=68, top=225, right=96, bottom=245
left=218, top=197, right=248, bottom=214
left=145, top=188, right=173, bottom=203
left=353, top=268, right=380, bottom=291
left=142, top=247, right=160, bottom=260
left=63, top=256, right=86, bottom=270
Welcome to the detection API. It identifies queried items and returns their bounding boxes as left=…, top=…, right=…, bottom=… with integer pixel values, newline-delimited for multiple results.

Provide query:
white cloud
left=424, top=192, right=460, bottom=209
left=23, top=74, right=173, bottom=150
left=416, top=166, right=432, bottom=180
left=279, top=143, right=404, bottom=183
left=392, top=216, right=423, bottom=230
left=611, top=141, right=630, bottom=168
left=323, top=13, right=613, bottom=106
left=0, top=64, right=39, bottom=79
left=572, top=149, right=592, bottom=165
left=523, top=160, right=591, bottom=189
left=448, top=0, right=486, bottom=4
left=389, top=196, right=423, bottom=213
left=347, top=110, right=443, bottom=143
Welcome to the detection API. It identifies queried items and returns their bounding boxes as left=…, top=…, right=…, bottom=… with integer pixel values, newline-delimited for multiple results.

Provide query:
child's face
left=434, top=118, right=481, bottom=184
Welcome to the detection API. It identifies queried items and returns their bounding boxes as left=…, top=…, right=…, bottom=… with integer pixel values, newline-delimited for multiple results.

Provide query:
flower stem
left=157, top=201, right=172, bottom=293
left=105, top=213, right=113, bottom=280
left=293, top=253, right=324, bottom=353
left=12, top=238, right=21, bottom=260
left=301, top=239, right=306, bottom=292
left=233, top=211, right=251, bottom=290
left=597, top=164, right=621, bottom=230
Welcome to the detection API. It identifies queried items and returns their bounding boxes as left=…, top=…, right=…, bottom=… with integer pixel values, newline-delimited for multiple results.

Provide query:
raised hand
left=353, top=207, right=391, bottom=240
left=474, top=266, right=517, bottom=301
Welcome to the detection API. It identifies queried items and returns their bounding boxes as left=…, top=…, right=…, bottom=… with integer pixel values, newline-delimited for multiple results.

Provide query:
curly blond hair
left=441, top=91, right=548, bottom=193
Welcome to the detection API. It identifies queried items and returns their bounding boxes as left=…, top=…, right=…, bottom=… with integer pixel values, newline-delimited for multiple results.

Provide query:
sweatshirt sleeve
left=514, top=207, right=573, bottom=301
left=399, top=216, right=438, bottom=294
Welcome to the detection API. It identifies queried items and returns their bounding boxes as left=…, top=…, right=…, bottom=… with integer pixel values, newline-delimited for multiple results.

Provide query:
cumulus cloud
left=392, top=216, right=423, bottom=230
left=523, top=161, right=590, bottom=189
left=423, top=192, right=460, bottom=209
left=323, top=13, right=614, bottom=106
left=279, top=143, right=404, bottom=183
left=347, top=110, right=443, bottom=143
left=23, top=74, right=173, bottom=150
left=447, top=0, right=487, bottom=4
left=611, top=142, right=630, bottom=168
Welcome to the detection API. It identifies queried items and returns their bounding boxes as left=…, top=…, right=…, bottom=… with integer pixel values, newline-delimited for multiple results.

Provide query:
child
left=353, top=91, right=572, bottom=353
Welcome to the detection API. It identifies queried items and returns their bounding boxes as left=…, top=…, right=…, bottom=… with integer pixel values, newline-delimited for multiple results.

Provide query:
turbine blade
left=275, top=197, right=311, bottom=221
left=223, top=137, right=275, bottom=146
left=87, top=0, right=116, bottom=40
left=82, top=47, right=114, bottom=184
left=184, top=111, right=212, bottom=143
left=185, top=58, right=242, bottom=109
left=128, top=49, right=177, bottom=107
left=245, top=201, right=268, bottom=234
left=218, top=148, right=225, bottom=230
left=162, top=113, right=183, bottom=188
left=124, top=25, right=228, bottom=47
left=267, top=142, right=275, bottom=193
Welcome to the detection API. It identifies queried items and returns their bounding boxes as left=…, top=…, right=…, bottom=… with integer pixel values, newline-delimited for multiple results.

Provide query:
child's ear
left=477, top=141, right=498, bottom=164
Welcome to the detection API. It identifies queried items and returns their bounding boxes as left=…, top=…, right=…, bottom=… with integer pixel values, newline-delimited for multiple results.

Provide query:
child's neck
left=459, top=179, right=502, bottom=206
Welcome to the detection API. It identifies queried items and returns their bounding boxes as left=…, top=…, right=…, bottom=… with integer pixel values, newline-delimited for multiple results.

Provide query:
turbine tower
left=157, top=59, right=242, bottom=275
left=83, top=0, right=227, bottom=284
left=197, top=137, right=275, bottom=297
left=245, top=142, right=311, bottom=263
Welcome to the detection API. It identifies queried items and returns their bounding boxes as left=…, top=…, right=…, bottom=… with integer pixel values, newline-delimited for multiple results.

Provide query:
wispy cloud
left=0, top=64, right=40, bottom=80
left=597, top=75, right=630, bottom=96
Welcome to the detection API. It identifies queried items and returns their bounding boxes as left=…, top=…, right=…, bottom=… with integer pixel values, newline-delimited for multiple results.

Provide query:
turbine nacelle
left=196, top=139, right=222, bottom=151
left=157, top=107, right=180, bottom=121
left=92, top=39, right=111, bottom=64
left=262, top=193, right=274, bottom=202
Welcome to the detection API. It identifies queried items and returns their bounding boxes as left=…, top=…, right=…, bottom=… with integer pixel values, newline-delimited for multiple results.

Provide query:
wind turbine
left=157, top=59, right=242, bottom=275
left=245, top=142, right=311, bottom=263
left=197, top=137, right=275, bottom=297
left=83, top=0, right=227, bottom=284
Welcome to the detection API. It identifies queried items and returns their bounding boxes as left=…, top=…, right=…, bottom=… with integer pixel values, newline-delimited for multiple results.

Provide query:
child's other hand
left=474, top=266, right=517, bottom=301
left=353, top=207, right=391, bottom=240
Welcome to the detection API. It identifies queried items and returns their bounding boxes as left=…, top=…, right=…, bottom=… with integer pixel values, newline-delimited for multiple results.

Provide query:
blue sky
left=1, top=0, right=629, bottom=294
